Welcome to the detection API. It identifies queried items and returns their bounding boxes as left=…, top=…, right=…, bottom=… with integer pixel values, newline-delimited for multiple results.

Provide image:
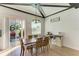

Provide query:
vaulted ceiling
left=0, top=3, right=78, bottom=18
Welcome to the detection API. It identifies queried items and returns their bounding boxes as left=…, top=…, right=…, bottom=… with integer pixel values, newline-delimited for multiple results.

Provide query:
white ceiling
left=42, top=7, right=67, bottom=16
left=1, top=3, right=70, bottom=17
left=41, top=3, right=70, bottom=6
left=3, top=5, right=42, bottom=16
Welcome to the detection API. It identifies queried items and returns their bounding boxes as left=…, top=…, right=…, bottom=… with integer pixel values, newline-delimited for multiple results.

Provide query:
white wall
left=0, top=6, right=44, bottom=49
left=45, top=8, right=79, bottom=50
left=0, top=19, right=4, bottom=49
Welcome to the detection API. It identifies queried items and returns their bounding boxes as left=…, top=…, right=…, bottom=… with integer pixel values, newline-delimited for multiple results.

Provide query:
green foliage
left=10, top=23, right=21, bottom=31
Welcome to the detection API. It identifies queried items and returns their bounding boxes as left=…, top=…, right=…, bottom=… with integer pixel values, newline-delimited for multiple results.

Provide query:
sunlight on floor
left=0, top=45, right=20, bottom=56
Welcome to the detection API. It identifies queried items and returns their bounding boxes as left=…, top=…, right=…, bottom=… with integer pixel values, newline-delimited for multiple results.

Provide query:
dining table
left=23, top=36, right=51, bottom=55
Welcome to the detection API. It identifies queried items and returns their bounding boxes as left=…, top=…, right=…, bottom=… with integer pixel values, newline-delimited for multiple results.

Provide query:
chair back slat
left=36, top=37, right=43, bottom=48
left=43, top=37, right=49, bottom=46
left=28, top=35, right=32, bottom=40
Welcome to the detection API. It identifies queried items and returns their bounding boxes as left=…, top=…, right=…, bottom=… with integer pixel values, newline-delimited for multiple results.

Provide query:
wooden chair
left=34, top=35, right=38, bottom=38
left=34, top=37, right=43, bottom=55
left=19, top=38, right=34, bottom=56
left=19, top=38, right=25, bottom=56
left=42, top=37, right=50, bottom=51
left=28, top=35, right=32, bottom=40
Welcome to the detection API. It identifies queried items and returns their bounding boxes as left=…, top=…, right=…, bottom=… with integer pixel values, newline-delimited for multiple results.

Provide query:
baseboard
left=62, top=45, right=79, bottom=51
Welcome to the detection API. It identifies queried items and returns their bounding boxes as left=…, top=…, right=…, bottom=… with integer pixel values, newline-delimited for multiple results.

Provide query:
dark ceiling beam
left=34, top=4, right=46, bottom=18
left=1, top=3, right=70, bottom=8
left=69, top=3, right=79, bottom=8
left=40, top=4, right=70, bottom=7
left=1, top=3, right=46, bottom=18
left=46, top=6, right=73, bottom=18
left=0, top=4, right=43, bottom=18
left=0, top=3, right=32, bottom=6
left=38, top=8, right=45, bottom=18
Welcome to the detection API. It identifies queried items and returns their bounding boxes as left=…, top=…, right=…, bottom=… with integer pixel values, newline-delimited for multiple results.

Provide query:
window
left=32, top=20, right=41, bottom=35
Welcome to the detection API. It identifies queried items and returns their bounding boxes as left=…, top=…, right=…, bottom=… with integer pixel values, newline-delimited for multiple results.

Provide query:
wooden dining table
left=23, top=36, right=51, bottom=55
left=25, top=38, right=36, bottom=45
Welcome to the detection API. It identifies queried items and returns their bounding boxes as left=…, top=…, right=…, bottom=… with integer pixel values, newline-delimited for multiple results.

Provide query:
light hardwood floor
left=7, top=45, right=79, bottom=56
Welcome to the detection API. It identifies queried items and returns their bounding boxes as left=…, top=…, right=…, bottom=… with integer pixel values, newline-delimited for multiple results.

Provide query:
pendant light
left=32, top=3, right=41, bottom=23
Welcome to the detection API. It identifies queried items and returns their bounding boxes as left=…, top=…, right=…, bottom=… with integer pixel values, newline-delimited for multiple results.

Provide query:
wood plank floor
left=7, top=45, right=79, bottom=56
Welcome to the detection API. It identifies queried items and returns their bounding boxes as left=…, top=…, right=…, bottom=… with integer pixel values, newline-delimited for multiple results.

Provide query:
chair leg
left=43, top=46, right=45, bottom=52
left=36, top=48, right=38, bottom=56
left=30, top=48, right=33, bottom=56
left=20, top=48, right=25, bottom=56
left=20, top=48, right=22, bottom=56
left=47, top=45, right=49, bottom=51
left=22, top=49, right=25, bottom=56
left=41, top=47, right=42, bottom=52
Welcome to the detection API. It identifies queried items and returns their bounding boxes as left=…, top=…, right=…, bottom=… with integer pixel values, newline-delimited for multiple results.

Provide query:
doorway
left=9, top=19, right=25, bottom=47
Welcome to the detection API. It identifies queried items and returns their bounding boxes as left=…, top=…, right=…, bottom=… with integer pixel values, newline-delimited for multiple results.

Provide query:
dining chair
left=19, top=38, right=34, bottom=56
left=28, top=35, right=32, bottom=40
left=35, top=37, right=43, bottom=55
left=34, top=35, right=38, bottom=38
left=42, top=37, right=50, bottom=51
left=19, top=38, right=25, bottom=56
